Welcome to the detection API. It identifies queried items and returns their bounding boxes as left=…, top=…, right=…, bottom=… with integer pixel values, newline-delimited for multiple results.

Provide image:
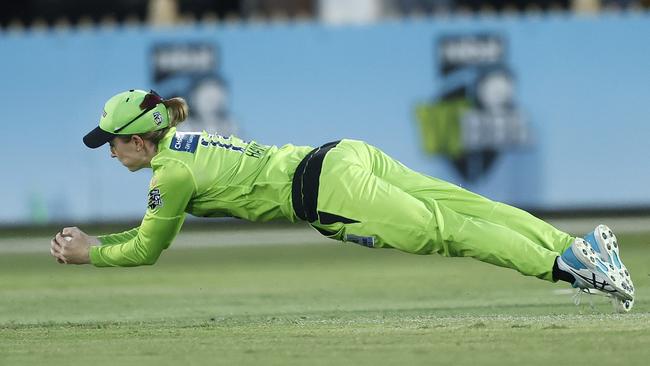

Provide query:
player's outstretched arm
left=50, top=227, right=100, bottom=265
left=53, top=158, right=194, bottom=267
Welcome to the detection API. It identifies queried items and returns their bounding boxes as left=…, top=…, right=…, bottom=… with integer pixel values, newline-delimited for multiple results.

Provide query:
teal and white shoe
left=583, top=225, right=632, bottom=288
left=583, top=225, right=634, bottom=311
left=557, top=229, right=634, bottom=312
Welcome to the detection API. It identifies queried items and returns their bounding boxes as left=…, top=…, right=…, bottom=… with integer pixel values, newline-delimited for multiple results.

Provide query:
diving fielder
left=50, top=89, right=635, bottom=311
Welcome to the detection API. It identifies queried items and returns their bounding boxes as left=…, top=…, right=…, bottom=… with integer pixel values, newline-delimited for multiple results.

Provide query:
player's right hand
left=50, top=227, right=96, bottom=265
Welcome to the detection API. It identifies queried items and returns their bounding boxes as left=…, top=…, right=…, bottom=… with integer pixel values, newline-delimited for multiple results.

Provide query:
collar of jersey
left=154, top=127, right=178, bottom=158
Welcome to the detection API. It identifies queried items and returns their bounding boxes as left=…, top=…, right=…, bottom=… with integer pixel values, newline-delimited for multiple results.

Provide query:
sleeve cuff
left=89, top=246, right=110, bottom=267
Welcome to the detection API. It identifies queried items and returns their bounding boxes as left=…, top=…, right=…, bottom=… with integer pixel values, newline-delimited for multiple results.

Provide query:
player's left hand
left=50, top=227, right=92, bottom=265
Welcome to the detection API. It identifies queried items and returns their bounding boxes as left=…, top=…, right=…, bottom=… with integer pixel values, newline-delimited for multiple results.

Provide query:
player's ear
left=131, top=135, right=145, bottom=151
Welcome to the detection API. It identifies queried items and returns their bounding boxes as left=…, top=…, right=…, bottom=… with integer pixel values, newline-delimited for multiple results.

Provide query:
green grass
left=1, top=233, right=649, bottom=365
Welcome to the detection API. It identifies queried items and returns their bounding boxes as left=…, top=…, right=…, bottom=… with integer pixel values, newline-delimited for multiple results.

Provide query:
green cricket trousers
left=291, top=139, right=575, bottom=281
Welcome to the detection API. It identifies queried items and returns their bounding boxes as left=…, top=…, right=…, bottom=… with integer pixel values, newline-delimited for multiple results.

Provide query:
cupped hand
left=50, top=227, right=97, bottom=265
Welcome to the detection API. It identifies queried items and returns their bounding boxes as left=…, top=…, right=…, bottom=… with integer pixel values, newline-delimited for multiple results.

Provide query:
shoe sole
left=571, top=238, right=633, bottom=301
left=576, top=287, right=634, bottom=313
left=589, top=225, right=635, bottom=297
left=613, top=297, right=634, bottom=313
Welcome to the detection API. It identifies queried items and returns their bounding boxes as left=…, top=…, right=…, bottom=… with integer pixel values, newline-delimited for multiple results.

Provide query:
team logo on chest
left=148, top=188, right=163, bottom=210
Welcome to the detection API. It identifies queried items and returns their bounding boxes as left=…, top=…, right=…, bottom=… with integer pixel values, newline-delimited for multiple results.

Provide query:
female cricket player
left=50, top=89, right=635, bottom=311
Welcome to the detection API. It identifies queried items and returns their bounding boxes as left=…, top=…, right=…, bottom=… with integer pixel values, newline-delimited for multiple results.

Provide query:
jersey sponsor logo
left=170, top=133, right=200, bottom=153
left=344, top=234, right=375, bottom=248
left=148, top=188, right=163, bottom=210
left=153, top=111, right=163, bottom=126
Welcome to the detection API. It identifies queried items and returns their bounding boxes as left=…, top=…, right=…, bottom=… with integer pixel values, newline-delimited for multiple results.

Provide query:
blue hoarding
left=1, top=13, right=649, bottom=224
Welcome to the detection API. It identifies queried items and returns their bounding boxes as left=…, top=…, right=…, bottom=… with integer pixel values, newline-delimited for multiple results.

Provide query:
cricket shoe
left=583, top=225, right=634, bottom=311
left=557, top=236, right=634, bottom=312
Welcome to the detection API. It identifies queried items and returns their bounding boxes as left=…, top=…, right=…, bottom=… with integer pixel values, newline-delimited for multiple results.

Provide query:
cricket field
left=1, top=225, right=649, bottom=365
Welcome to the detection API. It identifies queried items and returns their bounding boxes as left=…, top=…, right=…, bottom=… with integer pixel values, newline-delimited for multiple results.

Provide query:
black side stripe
left=318, top=211, right=359, bottom=225
left=313, top=226, right=337, bottom=237
left=569, top=269, right=616, bottom=293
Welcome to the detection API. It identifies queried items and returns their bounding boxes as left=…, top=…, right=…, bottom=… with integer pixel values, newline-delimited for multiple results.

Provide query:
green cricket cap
left=83, top=89, right=170, bottom=149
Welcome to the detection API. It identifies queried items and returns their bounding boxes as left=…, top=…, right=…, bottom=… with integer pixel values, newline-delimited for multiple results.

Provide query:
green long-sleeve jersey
left=89, top=128, right=313, bottom=267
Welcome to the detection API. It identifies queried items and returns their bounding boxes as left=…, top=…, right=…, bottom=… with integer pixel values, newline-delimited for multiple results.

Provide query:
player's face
left=109, top=137, right=146, bottom=172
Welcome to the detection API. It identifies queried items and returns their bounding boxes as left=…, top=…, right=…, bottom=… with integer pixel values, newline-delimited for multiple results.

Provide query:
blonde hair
left=163, top=97, right=189, bottom=127
left=118, top=97, right=189, bottom=147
